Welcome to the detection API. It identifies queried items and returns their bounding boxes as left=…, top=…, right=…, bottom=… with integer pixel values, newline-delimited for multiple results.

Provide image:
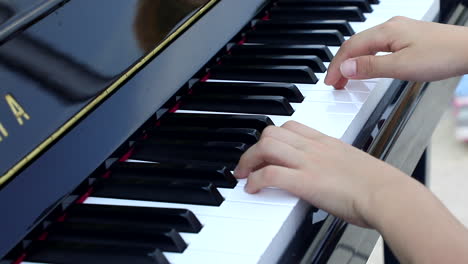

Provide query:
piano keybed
left=7, top=0, right=438, bottom=263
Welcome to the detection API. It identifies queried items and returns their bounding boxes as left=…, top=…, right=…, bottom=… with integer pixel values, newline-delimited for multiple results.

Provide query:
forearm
left=366, top=171, right=468, bottom=263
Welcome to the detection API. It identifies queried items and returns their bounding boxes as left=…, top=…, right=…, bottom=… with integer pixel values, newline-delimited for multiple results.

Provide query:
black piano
left=0, top=0, right=467, bottom=263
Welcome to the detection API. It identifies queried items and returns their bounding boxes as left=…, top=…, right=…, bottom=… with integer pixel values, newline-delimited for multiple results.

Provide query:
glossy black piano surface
left=0, top=0, right=212, bottom=183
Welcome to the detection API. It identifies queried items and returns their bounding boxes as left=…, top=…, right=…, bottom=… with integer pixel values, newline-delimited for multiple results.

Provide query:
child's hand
left=325, top=16, right=468, bottom=88
left=234, top=121, right=408, bottom=228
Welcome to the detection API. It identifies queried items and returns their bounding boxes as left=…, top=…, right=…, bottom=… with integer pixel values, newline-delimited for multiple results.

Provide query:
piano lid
left=0, top=0, right=217, bottom=186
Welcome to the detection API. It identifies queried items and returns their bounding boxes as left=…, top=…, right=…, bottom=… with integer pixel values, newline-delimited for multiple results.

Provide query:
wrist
left=358, top=166, right=415, bottom=229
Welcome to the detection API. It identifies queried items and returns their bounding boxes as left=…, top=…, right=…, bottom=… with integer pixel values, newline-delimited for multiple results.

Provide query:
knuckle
left=358, top=56, right=375, bottom=76
left=258, top=137, right=275, bottom=153
left=261, top=166, right=279, bottom=185
left=382, top=16, right=406, bottom=33
left=389, top=16, right=407, bottom=22
left=282, top=120, right=299, bottom=129
left=261, top=125, right=277, bottom=138
left=340, top=39, right=352, bottom=55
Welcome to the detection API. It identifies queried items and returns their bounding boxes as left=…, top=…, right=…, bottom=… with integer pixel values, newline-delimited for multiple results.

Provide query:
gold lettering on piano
left=0, top=122, right=7, bottom=142
left=5, top=94, right=30, bottom=126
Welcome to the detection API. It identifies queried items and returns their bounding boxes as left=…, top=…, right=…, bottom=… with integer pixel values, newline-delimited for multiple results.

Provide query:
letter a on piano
left=0, top=122, right=7, bottom=142
left=5, top=94, right=30, bottom=126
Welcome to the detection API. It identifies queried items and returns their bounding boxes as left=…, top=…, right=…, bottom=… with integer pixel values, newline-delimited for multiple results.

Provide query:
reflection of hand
left=134, top=0, right=209, bottom=52
left=325, top=16, right=468, bottom=89
left=234, top=121, right=408, bottom=228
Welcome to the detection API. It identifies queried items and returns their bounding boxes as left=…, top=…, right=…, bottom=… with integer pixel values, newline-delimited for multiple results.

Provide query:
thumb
left=340, top=54, right=400, bottom=80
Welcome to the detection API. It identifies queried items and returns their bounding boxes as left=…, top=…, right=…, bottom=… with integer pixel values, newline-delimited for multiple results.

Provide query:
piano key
left=220, top=184, right=300, bottom=206
left=26, top=240, right=169, bottom=264
left=301, top=90, right=369, bottom=103
left=190, top=81, right=306, bottom=102
left=45, top=222, right=187, bottom=253
left=245, top=29, right=345, bottom=46
left=147, top=125, right=260, bottom=144
left=93, top=178, right=225, bottom=206
left=163, top=249, right=258, bottom=264
left=348, top=1, right=436, bottom=32
left=131, top=140, right=248, bottom=165
left=180, top=94, right=295, bottom=116
left=85, top=197, right=294, bottom=222
left=65, top=203, right=202, bottom=233
left=253, top=19, right=355, bottom=36
left=269, top=6, right=366, bottom=22
left=83, top=198, right=307, bottom=258
left=110, top=162, right=237, bottom=189
left=173, top=110, right=355, bottom=140
left=158, top=113, right=273, bottom=132
left=182, top=216, right=282, bottom=255
left=209, top=64, right=318, bottom=84
left=275, top=0, right=373, bottom=13
left=229, top=44, right=333, bottom=62
left=220, top=54, right=326, bottom=74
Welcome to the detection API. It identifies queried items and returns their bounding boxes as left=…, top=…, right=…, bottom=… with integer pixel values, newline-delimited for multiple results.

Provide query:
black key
left=221, top=54, right=326, bottom=73
left=191, top=81, right=305, bottom=102
left=276, top=0, right=373, bottom=13
left=27, top=240, right=169, bottom=264
left=181, top=94, right=294, bottom=116
left=147, top=125, right=260, bottom=144
left=269, top=6, right=366, bottom=22
left=45, top=222, right=186, bottom=252
left=159, top=113, right=274, bottom=131
left=94, top=177, right=224, bottom=206
left=369, top=0, right=379, bottom=4
left=132, top=140, right=248, bottom=166
left=254, top=19, right=355, bottom=36
left=229, top=44, right=333, bottom=62
left=209, top=64, right=318, bottom=84
left=245, top=29, right=345, bottom=46
left=110, top=162, right=237, bottom=188
left=66, top=203, right=202, bottom=233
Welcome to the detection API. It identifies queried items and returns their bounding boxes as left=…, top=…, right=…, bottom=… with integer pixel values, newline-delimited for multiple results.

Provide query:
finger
left=234, top=137, right=306, bottom=179
left=333, top=77, right=349, bottom=90
left=340, top=52, right=405, bottom=80
left=244, top=165, right=306, bottom=195
left=324, top=24, right=394, bottom=86
left=261, top=125, right=310, bottom=150
left=281, top=121, right=327, bottom=140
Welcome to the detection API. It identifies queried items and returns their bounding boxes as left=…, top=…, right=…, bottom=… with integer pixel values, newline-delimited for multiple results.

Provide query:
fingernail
left=324, top=73, right=330, bottom=85
left=340, top=59, right=357, bottom=78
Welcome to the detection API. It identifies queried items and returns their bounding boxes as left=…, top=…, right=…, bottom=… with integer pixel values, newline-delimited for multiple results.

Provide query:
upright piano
left=0, top=0, right=466, bottom=263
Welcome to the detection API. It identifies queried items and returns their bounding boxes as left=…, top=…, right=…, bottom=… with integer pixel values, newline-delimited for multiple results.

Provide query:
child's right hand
left=325, top=16, right=468, bottom=89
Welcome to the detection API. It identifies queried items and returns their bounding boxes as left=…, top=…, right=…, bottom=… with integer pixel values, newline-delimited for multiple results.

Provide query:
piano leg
left=412, top=149, right=428, bottom=185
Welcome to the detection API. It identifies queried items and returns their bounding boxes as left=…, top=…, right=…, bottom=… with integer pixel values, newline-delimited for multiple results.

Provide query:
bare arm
left=234, top=122, right=468, bottom=263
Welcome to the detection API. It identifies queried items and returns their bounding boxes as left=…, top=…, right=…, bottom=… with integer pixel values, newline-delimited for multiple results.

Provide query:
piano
left=0, top=0, right=466, bottom=263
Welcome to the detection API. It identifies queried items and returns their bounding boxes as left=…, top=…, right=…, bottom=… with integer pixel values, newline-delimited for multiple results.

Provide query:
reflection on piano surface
left=0, top=0, right=452, bottom=263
